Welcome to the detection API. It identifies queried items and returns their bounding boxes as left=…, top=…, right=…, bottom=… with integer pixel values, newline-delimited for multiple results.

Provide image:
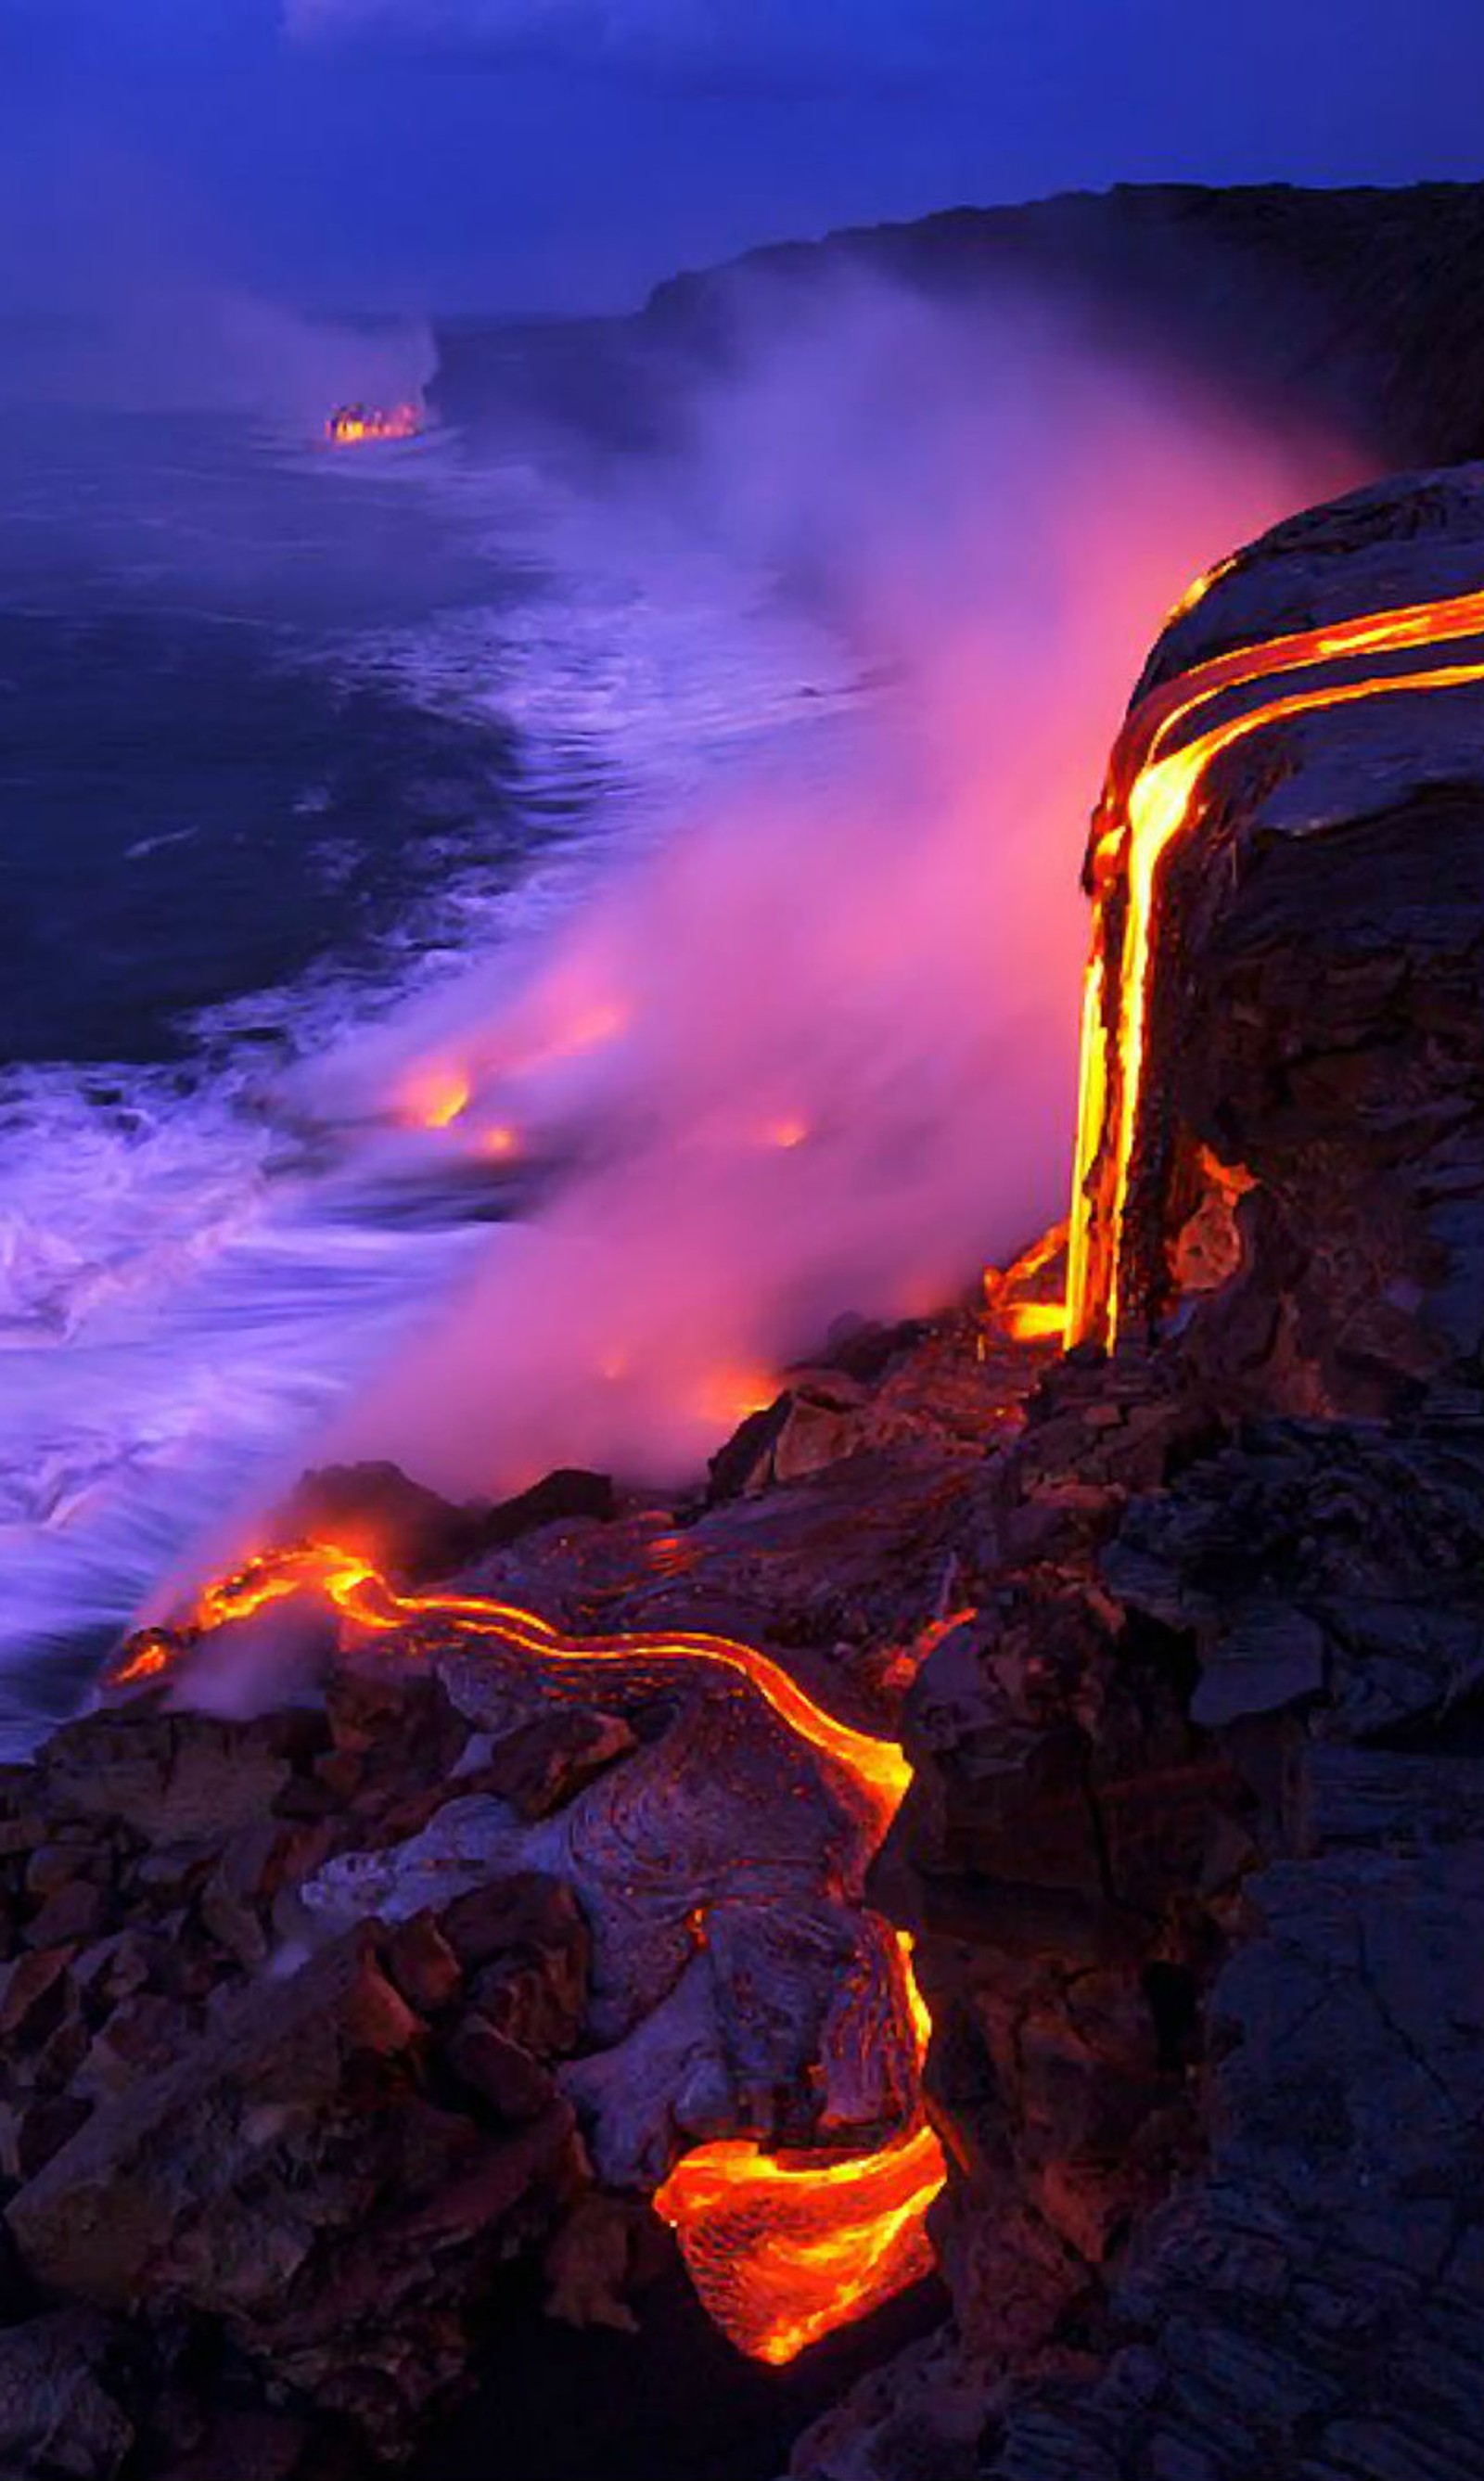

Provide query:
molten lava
left=115, top=1538, right=943, bottom=2361
left=325, top=402, right=423, bottom=448
left=1067, top=578, right=1484, bottom=1349
left=983, top=1220, right=1068, bottom=1346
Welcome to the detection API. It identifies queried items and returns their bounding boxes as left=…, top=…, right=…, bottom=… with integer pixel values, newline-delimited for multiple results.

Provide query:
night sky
left=5, top=0, right=1484, bottom=316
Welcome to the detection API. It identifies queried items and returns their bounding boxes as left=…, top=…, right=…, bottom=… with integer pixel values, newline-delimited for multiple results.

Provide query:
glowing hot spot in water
left=118, top=1539, right=940, bottom=2362
left=325, top=403, right=423, bottom=448
left=1067, top=580, right=1484, bottom=1349
left=403, top=1067, right=471, bottom=1131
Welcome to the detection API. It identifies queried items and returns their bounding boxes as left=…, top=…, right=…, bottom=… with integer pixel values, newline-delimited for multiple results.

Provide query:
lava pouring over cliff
left=1067, top=578, right=1484, bottom=1349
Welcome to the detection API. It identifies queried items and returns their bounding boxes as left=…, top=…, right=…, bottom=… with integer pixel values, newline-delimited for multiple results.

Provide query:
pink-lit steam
left=301, top=275, right=1358, bottom=1495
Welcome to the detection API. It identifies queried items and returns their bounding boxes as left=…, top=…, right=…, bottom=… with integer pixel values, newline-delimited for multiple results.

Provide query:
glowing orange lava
left=402, top=1066, right=471, bottom=1130
left=697, top=1368, right=781, bottom=1432
left=118, top=1537, right=941, bottom=2360
left=653, top=1931, right=943, bottom=2363
left=1067, top=579, right=1484, bottom=1349
left=984, top=1219, right=1068, bottom=1346
left=325, top=402, right=423, bottom=448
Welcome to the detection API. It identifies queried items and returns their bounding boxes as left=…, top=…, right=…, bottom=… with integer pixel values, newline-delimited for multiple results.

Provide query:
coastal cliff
left=434, top=184, right=1484, bottom=472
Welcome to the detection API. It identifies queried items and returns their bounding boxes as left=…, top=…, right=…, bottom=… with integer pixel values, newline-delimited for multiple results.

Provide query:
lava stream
left=115, top=1541, right=944, bottom=2363
left=1068, top=578, right=1484, bottom=1347
left=325, top=402, right=423, bottom=448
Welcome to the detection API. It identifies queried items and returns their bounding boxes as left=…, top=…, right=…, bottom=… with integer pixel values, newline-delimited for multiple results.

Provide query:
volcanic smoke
left=291, top=275, right=1357, bottom=1503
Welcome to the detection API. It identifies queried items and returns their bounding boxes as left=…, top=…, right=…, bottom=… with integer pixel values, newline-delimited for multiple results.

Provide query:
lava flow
left=325, top=401, right=423, bottom=447
left=113, top=1541, right=944, bottom=2363
left=1067, top=578, right=1484, bottom=1349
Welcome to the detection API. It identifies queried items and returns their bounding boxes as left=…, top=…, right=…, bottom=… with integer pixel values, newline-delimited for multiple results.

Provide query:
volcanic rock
left=275, top=1459, right=617, bottom=1583
left=6, top=1922, right=587, bottom=2449
left=0, top=2308, right=134, bottom=2479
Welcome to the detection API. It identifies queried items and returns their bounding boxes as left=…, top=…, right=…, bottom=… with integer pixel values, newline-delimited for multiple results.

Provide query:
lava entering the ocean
left=1066, top=579, right=1484, bottom=1349
left=325, top=401, right=424, bottom=448
left=113, top=1539, right=945, bottom=2364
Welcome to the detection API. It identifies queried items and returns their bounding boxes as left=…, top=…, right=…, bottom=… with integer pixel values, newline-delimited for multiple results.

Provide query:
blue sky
left=4, top=0, right=1484, bottom=314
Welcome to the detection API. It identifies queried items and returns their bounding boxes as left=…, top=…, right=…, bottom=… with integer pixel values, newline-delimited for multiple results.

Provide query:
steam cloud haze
left=301, top=275, right=1356, bottom=1501
left=0, top=283, right=435, bottom=427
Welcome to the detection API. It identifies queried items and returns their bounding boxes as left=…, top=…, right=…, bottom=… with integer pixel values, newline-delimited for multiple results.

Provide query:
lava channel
left=113, top=1541, right=946, bottom=2366
left=1067, top=577, right=1484, bottom=1349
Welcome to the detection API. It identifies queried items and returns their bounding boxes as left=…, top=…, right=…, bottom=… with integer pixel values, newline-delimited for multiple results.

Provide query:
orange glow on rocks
left=1001, top=1300, right=1068, bottom=1343
left=1067, top=582, right=1484, bottom=1349
left=697, top=1368, right=779, bottom=1431
left=115, top=1537, right=940, bottom=2360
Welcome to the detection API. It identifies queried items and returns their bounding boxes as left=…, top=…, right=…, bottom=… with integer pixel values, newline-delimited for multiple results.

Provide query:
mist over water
left=0, top=270, right=1357, bottom=1733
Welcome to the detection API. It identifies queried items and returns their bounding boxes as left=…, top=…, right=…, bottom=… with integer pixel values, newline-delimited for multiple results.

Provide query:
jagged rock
left=542, top=2192, right=645, bottom=2334
left=463, top=1706, right=637, bottom=1821
left=153, top=2409, right=313, bottom=2481
left=0, top=2309, right=134, bottom=2479
left=5, top=1925, right=587, bottom=2449
left=447, top=2013, right=555, bottom=2120
left=37, top=1710, right=315, bottom=1846
left=0, top=1944, right=78, bottom=2046
left=384, top=1910, right=463, bottom=2017
left=275, top=1460, right=616, bottom=1584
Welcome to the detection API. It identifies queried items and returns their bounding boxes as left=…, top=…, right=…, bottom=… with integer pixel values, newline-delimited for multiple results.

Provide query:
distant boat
left=324, top=402, right=424, bottom=448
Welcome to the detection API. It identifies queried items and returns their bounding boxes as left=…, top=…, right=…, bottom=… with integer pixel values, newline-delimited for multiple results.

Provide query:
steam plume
left=299, top=274, right=1356, bottom=1496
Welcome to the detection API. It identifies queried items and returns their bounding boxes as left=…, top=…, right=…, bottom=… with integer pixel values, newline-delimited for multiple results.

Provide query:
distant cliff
left=433, top=182, right=1484, bottom=469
